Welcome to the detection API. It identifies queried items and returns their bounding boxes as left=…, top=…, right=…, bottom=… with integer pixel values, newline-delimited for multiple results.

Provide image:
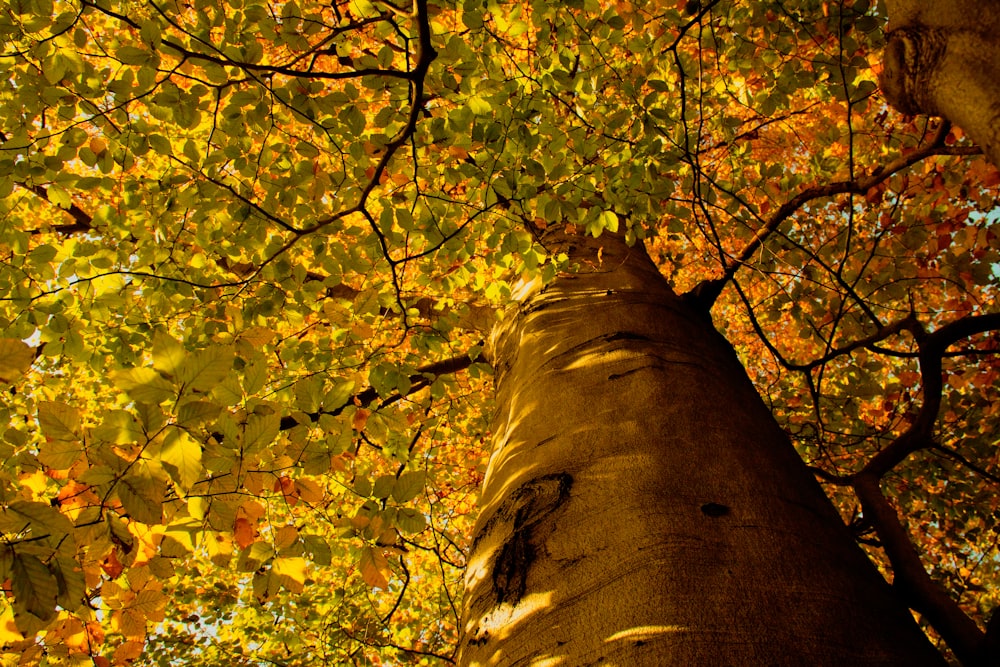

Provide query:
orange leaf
left=359, top=546, right=390, bottom=589
left=352, top=408, right=370, bottom=432
left=234, top=517, right=256, bottom=549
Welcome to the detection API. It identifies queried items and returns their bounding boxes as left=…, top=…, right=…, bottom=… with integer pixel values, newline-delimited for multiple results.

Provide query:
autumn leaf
left=0, top=338, right=33, bottom=382
left=359, top=547, right=391, bottom=590
left=11, top=554, right=58, bottom=621
left=272, top=557, right=307, bottom=593
left=36, top=401, right=80, bottom=442
left=159, top=427, right=203, bottom=492
left=352, top=408, right=370, bottom=432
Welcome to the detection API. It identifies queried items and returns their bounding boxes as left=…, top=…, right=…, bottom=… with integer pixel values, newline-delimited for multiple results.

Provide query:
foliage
left=0, top=0, right=997, bottom=664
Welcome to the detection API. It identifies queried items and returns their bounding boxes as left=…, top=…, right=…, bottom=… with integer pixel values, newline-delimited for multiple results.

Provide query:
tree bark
left=881, top=0, right=1000, bottom=168
left=458, top=231, right=945, bottom=665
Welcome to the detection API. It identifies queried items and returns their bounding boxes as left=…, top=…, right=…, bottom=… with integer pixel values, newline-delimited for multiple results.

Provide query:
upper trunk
left=881, top=0, right=1000, bottom=167
left=458, top=231, right=944, bottom=665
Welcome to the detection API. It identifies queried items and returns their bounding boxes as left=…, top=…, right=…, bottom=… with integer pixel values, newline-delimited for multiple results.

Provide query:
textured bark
left=881, top=0, right=1000, bottom=167
left=457, top=232, right=945, bottom=666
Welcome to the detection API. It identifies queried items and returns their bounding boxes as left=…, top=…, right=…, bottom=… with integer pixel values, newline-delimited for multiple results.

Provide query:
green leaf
left=467, top=94, right=492, bottom=115
left=372, top=475, right=395, bottom=500
left=395, top=507, right=426, bottom=534
left=323, top=380, right=355, bottom=411
left=116, top=45, right=154, bottom=66
left=148, top=134, right=172, bottom=155
left=46, top=184, right=72, bottom=209
left=391, top=471, right=425, bottom=503
left=598, top=210, right=619, bottom=233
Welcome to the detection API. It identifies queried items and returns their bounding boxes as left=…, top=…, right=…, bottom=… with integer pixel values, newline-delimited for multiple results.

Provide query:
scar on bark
left=491, top=473, right=573, bottom=605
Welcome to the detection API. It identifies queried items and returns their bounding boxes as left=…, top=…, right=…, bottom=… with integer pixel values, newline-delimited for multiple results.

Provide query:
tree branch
left=684, top=121, right=980, bottom=310
left=850, top=311, right=1000, bottom=665
left=277, top=349, right=480, bottom=432
left=853, top=473, right=986, bottom=665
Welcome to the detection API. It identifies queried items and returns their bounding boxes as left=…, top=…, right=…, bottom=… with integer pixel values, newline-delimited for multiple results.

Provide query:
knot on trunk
left=880, top=26, right=947, bottom=116
left=490, top=473, right=573, bottom=605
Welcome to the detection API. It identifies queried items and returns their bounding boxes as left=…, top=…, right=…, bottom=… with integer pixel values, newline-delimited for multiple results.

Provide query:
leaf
left=147, top=134, right=172, bottom=155
left=391, top=471, right=425, bottom=504
left=598, top=210, right=619, bottom=233
left=93, top=410, right=144, bottom=445
left=37, top=401, right=80, bottom=441
left=0, top=604, right=23, bottom=644
left=37, top=438, right=84, bottom=470
left=358, top=546, right=390, bottom=589
left=323, top=380, right=355, bottom=410
left=4, top=500, right=74, bottom=538
left=272, top=556, right=307, bottom=593
left=129, top=589, right=166, bottom=623
left=372, top=474, right=395, bottom=499
left=117, top=475, right=166, bottom=524
left=467, top=94, right=492, bottom=115
left=395, top=508, right=426, bottom=534
left=160, top=427, right=203, bottom=492
left=176, top=400, right=221, bottom=427
left=233, top=517, right=256, bottom=549
left=0, top=338, right=33, bottom=382
left=152, top=332, right=185, bottom=377
left=243, top=412, right=280, bottom=452
left=11, top=554, right=58, bottom=621
left=52, top=555, right=86, bottom=611
left=116, top=45, right=153, bottom=66
left=352, top=408, right=370, bottom=432
left=112, top=368, right=176, bottom=404
left=242, top=355, right=267, bottom=395
left=178, top=346, right=234, bottom=393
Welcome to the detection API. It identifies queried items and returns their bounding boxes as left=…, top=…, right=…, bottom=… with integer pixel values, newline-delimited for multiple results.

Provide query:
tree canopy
left=0, top=0, right=998, bottom=664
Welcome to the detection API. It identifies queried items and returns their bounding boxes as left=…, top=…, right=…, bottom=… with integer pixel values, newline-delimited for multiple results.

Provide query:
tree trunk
left=458, top=231, right=945, bottom=665
left=881, top=0, right=1000, bottom=167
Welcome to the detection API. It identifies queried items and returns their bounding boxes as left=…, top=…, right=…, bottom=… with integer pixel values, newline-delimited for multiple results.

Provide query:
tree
left=0, top=0, right=998, bottom=665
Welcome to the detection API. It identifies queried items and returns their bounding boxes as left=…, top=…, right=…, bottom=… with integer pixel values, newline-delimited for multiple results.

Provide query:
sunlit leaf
left=160, top=427, right=203, bottom=492
left=112, top=368, right=176, bottom=404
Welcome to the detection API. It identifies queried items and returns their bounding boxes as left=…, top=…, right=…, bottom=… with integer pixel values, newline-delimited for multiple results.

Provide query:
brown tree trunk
left=881, top=0, right=1000, bottom=167
left=458, top=231, right=945, bottom=665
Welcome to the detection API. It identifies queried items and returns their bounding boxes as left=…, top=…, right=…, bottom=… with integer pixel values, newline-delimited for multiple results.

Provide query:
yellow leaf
left=151, top=332, right=185, bottom=377
left=0, top=602, right=23, bottom=644
left=0, top=338, right=33, bottom=382
left=112, top=368, right=175, bottom=404
left=160, top=427, right=203, bottom=492
left=273, top=556, right=307, bottom=593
